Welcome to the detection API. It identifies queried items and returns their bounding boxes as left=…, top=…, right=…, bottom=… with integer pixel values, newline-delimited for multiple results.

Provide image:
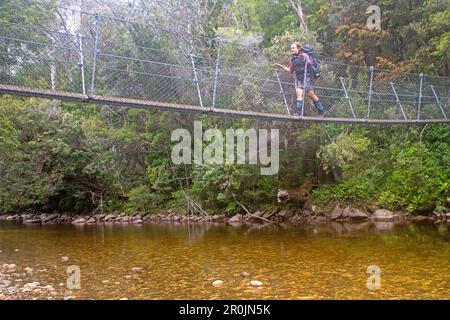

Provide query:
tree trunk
left=288, top=0, right=308, bottom=32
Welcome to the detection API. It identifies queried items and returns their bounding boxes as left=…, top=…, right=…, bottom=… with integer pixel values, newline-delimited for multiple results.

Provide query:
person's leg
left=306, top=90, right=319, bottom=102
left=307, top=88, right=324, bottom=115
left=294, top=80, right=304, bottom=115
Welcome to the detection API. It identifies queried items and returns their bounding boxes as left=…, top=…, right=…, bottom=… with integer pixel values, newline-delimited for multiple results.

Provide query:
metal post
left=275, top=70, right=290, bottom=115
left=211, top=39, right=221, bottom=110
left=190, top=54, right=203, bottom=108
left=430, top=85, right=447, bottom=120
left=301, top=59, right=308, bottom=117
left=90, top=13, right=101, bottom=96
left=78, top=34, right=86, bottom=95
left=390, top=82, right=407, bottom=120
left=339, top=77, right=356, bottom=119
left=367, top=66, right=374, bottom=119
left=417, top=73, right=423, bottom=120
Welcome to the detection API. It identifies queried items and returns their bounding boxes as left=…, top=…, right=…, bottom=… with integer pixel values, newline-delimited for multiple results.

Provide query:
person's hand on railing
left=274, top=63, right=290, bottom=73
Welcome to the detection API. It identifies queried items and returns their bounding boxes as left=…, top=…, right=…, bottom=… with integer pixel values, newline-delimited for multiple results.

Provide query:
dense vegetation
left=0, top=0, right=449, bottom=215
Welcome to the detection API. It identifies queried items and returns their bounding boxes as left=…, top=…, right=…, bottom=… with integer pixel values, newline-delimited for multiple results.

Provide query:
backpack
left=301, top=45, right=320, bottom=79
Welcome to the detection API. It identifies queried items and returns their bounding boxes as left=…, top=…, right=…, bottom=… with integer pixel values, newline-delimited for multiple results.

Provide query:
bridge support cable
left=275, top=70, right=290, bottom=115
left=390, top=82, right=407, bottom=121
left=430, top=85, right=448, bottom=120
left=90, top=13, right=101, bottom=96
left=367, top=66, right=374, bottom=119
left=211, top=39, right=221, bottom=111
left=190, top=54, right=203, bottom=108
left=417, top=73, right=424, bottom=121
left=339, top=77, right=356, bottom=119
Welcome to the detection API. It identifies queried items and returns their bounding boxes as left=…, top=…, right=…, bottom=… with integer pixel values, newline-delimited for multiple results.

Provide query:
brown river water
left=0, top=221, right=449, bottom=300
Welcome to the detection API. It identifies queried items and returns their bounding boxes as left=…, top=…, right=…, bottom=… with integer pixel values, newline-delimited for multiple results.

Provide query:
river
left=0, top=221, right=449, bottom=299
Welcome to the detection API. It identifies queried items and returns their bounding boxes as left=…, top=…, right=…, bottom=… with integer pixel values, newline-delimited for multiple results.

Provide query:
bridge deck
left=0, top=84, right=450, bottom=125
left=1, top=84, right=448, bottom=125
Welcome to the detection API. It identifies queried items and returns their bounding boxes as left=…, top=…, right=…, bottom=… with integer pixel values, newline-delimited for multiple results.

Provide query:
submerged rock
left=212, top=280, right=224, bottom=287
left=249, top=280, right=263, bottom=287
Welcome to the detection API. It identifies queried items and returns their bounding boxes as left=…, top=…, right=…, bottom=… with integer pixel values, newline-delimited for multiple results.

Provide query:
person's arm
left=274, top=63, right=291, bottom=73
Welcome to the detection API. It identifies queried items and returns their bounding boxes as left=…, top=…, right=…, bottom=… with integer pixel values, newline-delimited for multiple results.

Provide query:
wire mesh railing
left=0, top=0, right=449, bottom=123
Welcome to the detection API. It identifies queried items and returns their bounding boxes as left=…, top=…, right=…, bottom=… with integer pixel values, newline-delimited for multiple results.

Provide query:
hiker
left=275, top=42, right=324, bottom=116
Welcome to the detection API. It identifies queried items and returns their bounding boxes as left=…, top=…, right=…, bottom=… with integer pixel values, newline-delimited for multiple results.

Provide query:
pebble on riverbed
left=61, top=256, right=69, bottom=262
left=249, top=280, right=263, bottom=287
left=212, top=280, right=224, bottom=287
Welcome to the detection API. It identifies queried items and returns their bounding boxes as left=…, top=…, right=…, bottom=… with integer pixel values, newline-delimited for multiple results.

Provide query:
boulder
left=120, top=217, right=130, bottom=223
left=104, top=214, right=116, bottom=222
left=41, top=214, right=59, bottom=223
left=330, top=206, right=343, bottom=220
left=86, top=217, right=97, bottom=224
left=445, top=212, right=450, bottom=220
left=262, top=209, right=279, bottom=219
left=228, top=214, right=242, bottom=223
left=72, top=218, right=86, bottom=225
left=372, top=209, right=395, bottom=222
left=252, top=211, right=264, bottom=217
left=211, top=215, right=225, bottom=222
left=344, top=207, right=369, bottom=220
left=412, top=215, right=432, bottom=221
left=278, top=210, right=294, bottom=219
left=23, top=219, right=41, bottom=224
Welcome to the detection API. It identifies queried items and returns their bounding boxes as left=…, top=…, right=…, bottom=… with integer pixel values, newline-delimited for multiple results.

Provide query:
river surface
left=0, top=221, right=449, bottom=300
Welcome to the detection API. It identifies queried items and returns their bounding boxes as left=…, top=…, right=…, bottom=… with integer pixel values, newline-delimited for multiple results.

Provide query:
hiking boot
left=314, top=100, right=325, bottom=115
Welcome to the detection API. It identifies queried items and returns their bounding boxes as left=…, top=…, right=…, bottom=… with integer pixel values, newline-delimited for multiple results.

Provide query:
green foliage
left=318, top=130, right=371, bottom=173
left=379, top=142, right=446, bottom=213
left=126, top=185, right=155, bottom=213
left=0, top=0, right=449, bottom=217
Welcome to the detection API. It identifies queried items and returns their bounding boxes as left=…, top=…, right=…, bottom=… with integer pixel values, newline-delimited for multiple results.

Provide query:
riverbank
left=1, top=206, right=449, bottom=226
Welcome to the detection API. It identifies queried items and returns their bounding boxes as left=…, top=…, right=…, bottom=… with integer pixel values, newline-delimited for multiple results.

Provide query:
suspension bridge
left=0, top=1, right=449, bottom=124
